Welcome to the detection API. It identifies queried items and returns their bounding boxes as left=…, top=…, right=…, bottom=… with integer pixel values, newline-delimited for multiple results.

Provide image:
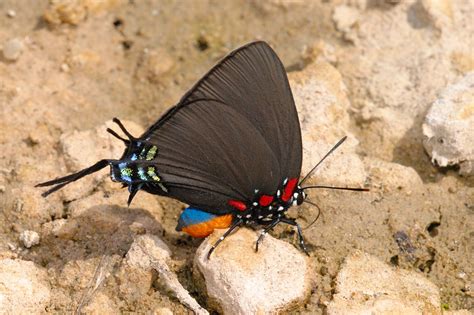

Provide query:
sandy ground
left=0, top=0, right=472, bottom=313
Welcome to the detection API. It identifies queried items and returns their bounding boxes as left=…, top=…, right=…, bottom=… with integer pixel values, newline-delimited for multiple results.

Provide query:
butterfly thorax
left=228, top=177, right=306, bottom=226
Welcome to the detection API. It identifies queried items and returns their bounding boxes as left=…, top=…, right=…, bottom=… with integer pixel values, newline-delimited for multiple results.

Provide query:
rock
left=334, top=1, right=473, bottom=163
left=43, top=0, right=122, bottom=25
left=451, top=51, right=474, bottom=74
left=421, top=0, right=453, bottom=29
left=125, top=234, right=208, bottom=314
left=119, top=235, right=170, bottom=302
left=327, top=251, right=441, bottom=314
left=301, top=137, right=367, bottom=188
left=125, top=234, right=171, bottom=270
left=0, top=259, right=51, bottom=313
left=250, top=0, right=307, bottom=12
left=2, top=38, right=24, bottom=61
left=42, top=218, right=78, bottom=240
left=43, top=0, right=87, bottom=25
left=136, top=49, right=175, bottom=83
left=19, top=230, right=40, bottom=248
left=333, top=5, right=360, bottom=42
left=195, top=228, right=310, bottom=314
left=290, top=61, right=351, bottom=134
left=67, top=50, right=102, bottom=70
left=289, top=61, right=367, bottom=187
left=153, top=307, right=174, bottom=315
left=117, top=262, right=154, bottom=303
left=10, top=186, right=61, bottom=228
left=82, top=0, right=124, bottom=14
left=301, top=40, right=337, bottom=66
left=6, top=10, right=16, bottom=18
left=364, top=158, right=423, bottom=192
left=81, top=292, right=118, bottom=314
left=355, top=104, right=415, bottom=160
left=422, top=72, right=474, bottom=175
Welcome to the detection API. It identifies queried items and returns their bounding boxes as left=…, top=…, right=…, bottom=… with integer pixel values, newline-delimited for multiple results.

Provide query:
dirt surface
left=0, top=0, right=472, bottom=313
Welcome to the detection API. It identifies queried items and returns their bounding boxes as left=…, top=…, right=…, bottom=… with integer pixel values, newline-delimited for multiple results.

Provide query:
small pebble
left=7, top=10, right=16, bottom=18
left=154, top=307, right=173, bottom=315
left=456, top=271, right=467, bottom=280
left=2, top=38, right=24, bottom=61
left=19, top=230, right=40, bottom=248
left=60, top=63, right=70, bottom=72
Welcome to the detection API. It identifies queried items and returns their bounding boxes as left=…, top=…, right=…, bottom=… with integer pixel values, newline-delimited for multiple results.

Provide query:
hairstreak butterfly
left=38, top=41, right=367, bottom=257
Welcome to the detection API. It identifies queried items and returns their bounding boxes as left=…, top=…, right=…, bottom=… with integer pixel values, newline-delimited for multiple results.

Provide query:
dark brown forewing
left=142, top=41, right=302, bottom=213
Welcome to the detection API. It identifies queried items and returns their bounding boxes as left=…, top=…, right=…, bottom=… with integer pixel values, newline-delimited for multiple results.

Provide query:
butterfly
left=37, top=41, right=367, bottom=257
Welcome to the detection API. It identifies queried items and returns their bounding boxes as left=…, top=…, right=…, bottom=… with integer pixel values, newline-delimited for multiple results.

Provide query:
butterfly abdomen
left=176, top=208, right=233, bottom=238
left=110, top=144, right=161, bottom=184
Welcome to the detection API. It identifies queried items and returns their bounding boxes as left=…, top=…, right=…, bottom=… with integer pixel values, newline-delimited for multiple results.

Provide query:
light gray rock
left=125, top=235, right=208, bottom=315
left=334, top=0, right=473, bottom=163
left=420, top=0, right=453, bottom=29
left=364, top=158, right=423, bottom=192
left=0, top=259, right=51, bottom=313
left=327, top=251, right=441, bottom=314
left=332, top=5, right=360, bottom=42
left=195, top=228, right=310, bottom=314
left=2, top=38, right=24, bottom=61
left=126, top=234, right=171, bottom=270
left=423, top=72, right=474, bottom=175
left=19, top=230, right=40, bottom=248
left=6, top=10, right=16, bottom=18
left=289, top=61, right=367, bottom=187
left=80, top=292, right=118, bottom=314
left=136, top=48, right=175, bottom=83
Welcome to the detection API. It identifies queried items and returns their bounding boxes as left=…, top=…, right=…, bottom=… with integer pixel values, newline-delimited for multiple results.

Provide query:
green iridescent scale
left=147, top=166, right=161, bottom=182
left=139, top=145, right=158, bottom=161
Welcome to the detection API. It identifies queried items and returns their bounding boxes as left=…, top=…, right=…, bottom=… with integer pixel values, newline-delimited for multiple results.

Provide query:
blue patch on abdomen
left=176, top=208, right=217, bottom=231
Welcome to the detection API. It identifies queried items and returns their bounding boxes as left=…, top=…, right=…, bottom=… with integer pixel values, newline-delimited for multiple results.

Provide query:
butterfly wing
left=142, top=41, right=302, bottom=214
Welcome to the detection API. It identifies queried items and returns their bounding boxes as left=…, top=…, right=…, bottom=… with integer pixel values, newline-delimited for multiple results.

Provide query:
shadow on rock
left=20, top=204, right=163, bottom=270
left=391, top=111, right=437, bottom=183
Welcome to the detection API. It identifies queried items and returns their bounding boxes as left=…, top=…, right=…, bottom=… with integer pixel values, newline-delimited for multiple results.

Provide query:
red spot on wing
left=228, top=200, right=247, bottom=211
left=259, top=195, right=273, bottom=206
left=281, top=178, right=298, bottom=202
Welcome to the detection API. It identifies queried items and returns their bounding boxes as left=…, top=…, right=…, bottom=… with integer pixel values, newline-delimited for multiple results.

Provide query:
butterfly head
left=227, top=177, right=306, bottom=225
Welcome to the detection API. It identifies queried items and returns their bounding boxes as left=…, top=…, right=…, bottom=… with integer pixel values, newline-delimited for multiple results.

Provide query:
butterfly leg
left=255, top=218, right=281, bottom=252
left=207, top=218, right=243, bottom=259
left=280, top=217, right=309, bottom=256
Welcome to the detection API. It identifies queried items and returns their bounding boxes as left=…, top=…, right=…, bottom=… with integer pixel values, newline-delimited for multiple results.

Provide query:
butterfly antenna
left=36, top=159, right=111, bottom=197
left=112, top=117, right=136, bottom=141
left=302, top=199, right=321, bottom=230
left=302, top=185, right=369, bottom=192
left=299, top=136, right=347, bottom=185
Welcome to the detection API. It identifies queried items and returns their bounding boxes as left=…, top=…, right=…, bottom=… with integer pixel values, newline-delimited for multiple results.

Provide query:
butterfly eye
left=296, top=193, right=305, bottom=206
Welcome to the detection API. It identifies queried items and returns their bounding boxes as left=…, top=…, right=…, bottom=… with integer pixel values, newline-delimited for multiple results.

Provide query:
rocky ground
left=0, top=0, right=472, bottom=314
